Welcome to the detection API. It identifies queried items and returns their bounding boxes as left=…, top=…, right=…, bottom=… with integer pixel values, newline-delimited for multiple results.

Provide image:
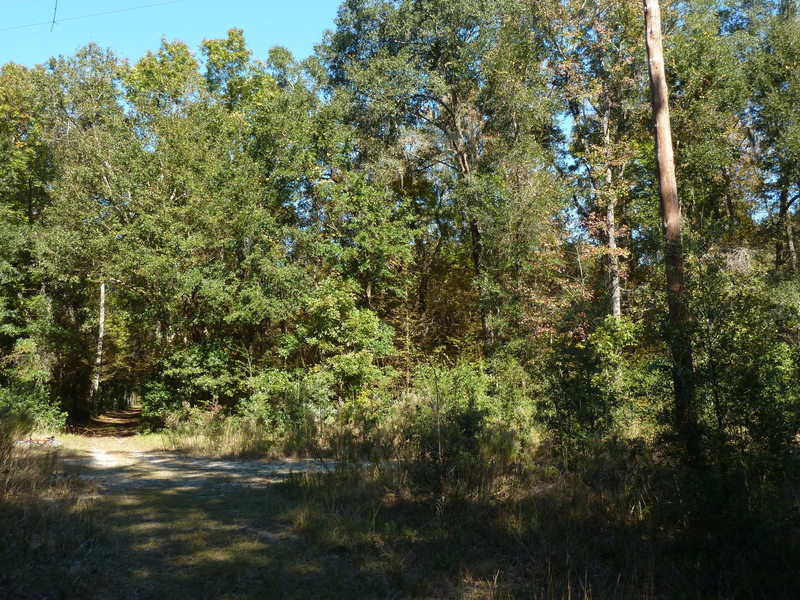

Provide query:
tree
left=321, top=0, right=559, bottom=357
left=643, top=0, right=697, bottom=448
left=747, top=2, right=800, bottom=273
left=538, top=0, right=649, bottom=318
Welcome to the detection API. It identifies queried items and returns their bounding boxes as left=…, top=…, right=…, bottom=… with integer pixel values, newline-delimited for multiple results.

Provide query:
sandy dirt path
left=61, top=407, right=334, bottom=493
left=51, top=441, right=359, bottom=600
left=47, top=414, right=364, bottom=599
left=64, top=445, right=334, bottom=494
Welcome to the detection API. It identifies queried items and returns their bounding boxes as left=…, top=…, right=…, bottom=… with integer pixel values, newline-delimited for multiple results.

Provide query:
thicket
left=2, top=0, right=800, bottom=595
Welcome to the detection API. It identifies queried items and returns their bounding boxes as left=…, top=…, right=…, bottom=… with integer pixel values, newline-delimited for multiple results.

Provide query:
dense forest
left=2, top=0, right=800, bottom=595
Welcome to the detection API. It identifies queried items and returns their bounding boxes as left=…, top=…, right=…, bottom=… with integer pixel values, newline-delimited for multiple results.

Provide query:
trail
left=54, top=410, right=349, bottom=600
left=67, top=446, right=332, bottom=493
left=63, top=406, right=332, bottom=493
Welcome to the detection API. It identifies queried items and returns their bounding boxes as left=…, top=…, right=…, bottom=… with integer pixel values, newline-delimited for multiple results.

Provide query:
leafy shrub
left=0, top=386, right=66, bottom=433
left=0, top=406, right=33, bottom=464
left=690, top=251, right=800, bottom=464
left=0, top=337, right=65, bottom=432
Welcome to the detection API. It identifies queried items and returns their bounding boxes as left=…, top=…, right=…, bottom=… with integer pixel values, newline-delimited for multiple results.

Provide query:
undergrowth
left=159, top=404, right=282, bottom=457
left=0, top=409, right=103, bottom=599
left=153, top=373, right=800, bottom=598
left=278, top=437, right=800, bottom=599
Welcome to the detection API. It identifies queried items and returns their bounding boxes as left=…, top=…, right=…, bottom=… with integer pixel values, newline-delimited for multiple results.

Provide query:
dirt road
left=46, top=420, right=369, bottom=600
left=65, top=445, right=333, bottom=494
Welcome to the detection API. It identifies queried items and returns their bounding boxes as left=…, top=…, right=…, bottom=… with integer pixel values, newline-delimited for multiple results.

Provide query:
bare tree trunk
left=603, top=110, right=622, bottom=318
left=643, top=0, right=697, bottom=451
left=91, top=281, right=106, bottom=398
left=788, top=216, right=798, bottom=273
left=607, top=191, right=622, bottom=318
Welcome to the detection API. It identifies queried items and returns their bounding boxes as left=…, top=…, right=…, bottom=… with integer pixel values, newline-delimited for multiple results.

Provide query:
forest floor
left=7, top=412, right=797, bottom=599
left=12, top=411, right=794, bottom=599
left=7, top=409, right=402, bottom=600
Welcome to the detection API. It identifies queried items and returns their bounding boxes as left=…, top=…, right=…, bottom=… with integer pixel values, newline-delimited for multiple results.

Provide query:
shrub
left=0, top=386, right=66, bottom=433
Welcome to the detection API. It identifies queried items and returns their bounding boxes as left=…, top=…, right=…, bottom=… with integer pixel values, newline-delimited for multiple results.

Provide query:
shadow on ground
left=67, top=407, right=143, bottom=437
left=6, top=436, right=799, bottom=599
left=8, top=445, right=642, bottom=599
left=5, top=445, right=393, bottom=600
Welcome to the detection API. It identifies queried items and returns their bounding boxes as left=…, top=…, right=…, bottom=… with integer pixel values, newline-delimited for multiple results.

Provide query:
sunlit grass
left=56, top=431, right=167, bottom=452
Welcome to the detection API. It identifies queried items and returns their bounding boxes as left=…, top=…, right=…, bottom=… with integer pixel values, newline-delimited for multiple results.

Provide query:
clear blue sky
left=0, top=0, right=342, bottom=66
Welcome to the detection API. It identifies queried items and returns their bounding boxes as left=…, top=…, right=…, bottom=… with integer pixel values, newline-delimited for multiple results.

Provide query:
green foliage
left=406, top=362, right=493, bottom=466
left=690, top=249, right=800, bottom=461
left=0, top=385, right=66, bottom=433
left=0, top=1, right=797, bottom=519
left=0, top=337, right=65, bottom=431
left=2, top=10, right=800, bottom=598
left=538, top=314, right=672, bottom=455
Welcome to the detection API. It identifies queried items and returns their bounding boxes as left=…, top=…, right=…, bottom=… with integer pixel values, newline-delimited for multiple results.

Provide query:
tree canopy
left=1, top=0, right=798, bottom=472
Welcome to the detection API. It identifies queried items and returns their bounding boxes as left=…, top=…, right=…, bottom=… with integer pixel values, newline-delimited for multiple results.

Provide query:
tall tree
left=321, top=0, right=559, bottom=357
left=643, top=0, right=697, bottom=448
left=747, top=1, right=800, bottom=272
left=667, top=1, right=753, bottom=238
left=538, top=0, right=649, bottom=318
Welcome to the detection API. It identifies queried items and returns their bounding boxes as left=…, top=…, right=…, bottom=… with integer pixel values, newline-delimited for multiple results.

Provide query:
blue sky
left=0, top=0, right=341, bottom=66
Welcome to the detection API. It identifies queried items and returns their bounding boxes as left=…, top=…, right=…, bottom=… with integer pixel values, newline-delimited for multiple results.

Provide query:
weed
left=0, top=417, right=102, bottom=599
left=277, top=436, right=800, bottom=599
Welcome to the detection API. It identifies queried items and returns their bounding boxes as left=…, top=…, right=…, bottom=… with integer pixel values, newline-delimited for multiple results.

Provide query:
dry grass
left=147, top=411, right=800, bottom=598
left=276, top=442, right=800, bottom=599
left=161, top=425, right=279, bottom=458
left=4, top=407, right=798, bottom=599
left=57, top=431, right=166, bottom=452
left=159, top=411, right=284, bottom=458
left=0, top=445, right=103, bottom=598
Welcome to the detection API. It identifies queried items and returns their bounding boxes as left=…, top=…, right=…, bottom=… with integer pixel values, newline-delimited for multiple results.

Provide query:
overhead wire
left=49, top=0, right=57, bottom=32
left=0, top=0, right=185, bottom=33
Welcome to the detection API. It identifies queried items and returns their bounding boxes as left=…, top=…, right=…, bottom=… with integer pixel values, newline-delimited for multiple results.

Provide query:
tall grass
left=0, top=408, right=102, bottom=599
left=277, top=434, right=800, bottom=599
left=160, top=406, right=281, bottom=457
left=150, top=368, right=800, bottom=598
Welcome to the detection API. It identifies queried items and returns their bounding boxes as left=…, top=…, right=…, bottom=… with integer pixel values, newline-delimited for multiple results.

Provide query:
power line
left=0, top=0, right=185, bottom=33
left=50, top=0, right=57, bottom=32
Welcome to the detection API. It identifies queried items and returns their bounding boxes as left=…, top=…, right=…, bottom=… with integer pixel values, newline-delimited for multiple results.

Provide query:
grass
left=160, top=426, right=278, bottom=458
left=274, top=462, right=646, bottom=599
left=160, top=412, right=282, bottom=458
left=3, top=408, right=799, bottom=599
left=275, top=441, right=800, bottom=599
left=57, top=431, right=166, bottom=452
left=1, top=414, right=388, bottom=599
left=0, top=446, right=103, bottom=598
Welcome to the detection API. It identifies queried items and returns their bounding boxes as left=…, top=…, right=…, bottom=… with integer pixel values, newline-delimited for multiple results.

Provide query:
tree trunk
left=457, top=149, right=493, bottom=356
left=775, top=182, right=797, bottom=273
left=787, top=214, right=798, bottom=273
left=776, top=185, right=789, bottom=269
left=603, top=109, right=622, bottom=318
left=468, top=215, right=493, bottom=354
left=643, top=0, right=698, bottom=451
left=91, top=281, right=106, bottom=398
left=607, top=195, right=622, bottom=318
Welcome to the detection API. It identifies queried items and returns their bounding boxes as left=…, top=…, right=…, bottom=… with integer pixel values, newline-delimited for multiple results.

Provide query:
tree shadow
left=66, top=407, right=142, bottom=437
left=8, top=447, right=799, bottom=599
left=7, top=447, right=389, bottom=599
